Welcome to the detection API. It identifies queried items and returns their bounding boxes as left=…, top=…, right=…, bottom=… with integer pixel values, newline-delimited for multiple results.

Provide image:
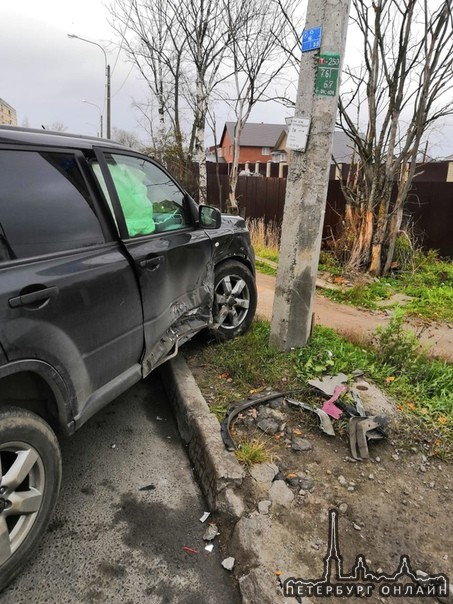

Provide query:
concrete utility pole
left=269, top=0, right=351, bottom=351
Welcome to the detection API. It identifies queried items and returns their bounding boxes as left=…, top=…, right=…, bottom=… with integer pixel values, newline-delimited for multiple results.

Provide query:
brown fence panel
left=262, top=178, right=281, bottom=222
left=206, top=165, right=453, bottom=257
left=406, top=182, right=453, bottom=256
left=236, top=177, right=286, bottom=223
left=323, top=181, right=345, bottom=244
left=207, top=173, right=229, bottom=210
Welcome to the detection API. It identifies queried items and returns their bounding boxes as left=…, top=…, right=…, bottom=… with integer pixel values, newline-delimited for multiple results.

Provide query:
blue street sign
left=301, top=26, right=322, bottom=52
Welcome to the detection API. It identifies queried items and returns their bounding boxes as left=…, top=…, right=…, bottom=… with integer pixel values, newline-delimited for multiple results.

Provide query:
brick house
left=216, top=121, right=359, bottom=166
left=218, top=122, right=286, bottom=163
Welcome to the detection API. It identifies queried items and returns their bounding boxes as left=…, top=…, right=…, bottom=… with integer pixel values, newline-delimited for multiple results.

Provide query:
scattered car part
left=321, top=384, right=348, bottom=419
left=351, top=390, right=367, bottom=417
left=182, top=546, right=199, bottom=555
left=220, top=392, right=286, bottom=451
left=349, top=415, right=389, bottom=460
left=335, top=400, right=361, bottom=417
left=308, top=373, right=349, bottom=396
left=286, top=399, right=336, bottom=436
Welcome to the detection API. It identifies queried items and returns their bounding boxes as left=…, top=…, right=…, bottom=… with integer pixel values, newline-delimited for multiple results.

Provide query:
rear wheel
left=0, top=407, right=61, bottom=591
left=211, top=260, right=257, bottom=340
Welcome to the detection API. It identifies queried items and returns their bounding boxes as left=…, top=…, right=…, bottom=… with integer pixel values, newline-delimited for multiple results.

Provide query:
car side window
left=102, top=153, right=190, bottom=237
left=0, top=150, right=104, bottom=261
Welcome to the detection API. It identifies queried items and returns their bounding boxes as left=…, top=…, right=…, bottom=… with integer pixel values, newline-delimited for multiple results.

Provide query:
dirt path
left=256, top=272, right=453, bottom=363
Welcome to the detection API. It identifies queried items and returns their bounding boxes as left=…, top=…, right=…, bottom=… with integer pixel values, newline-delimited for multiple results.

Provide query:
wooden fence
left=205, top=162, right=453, bottom=258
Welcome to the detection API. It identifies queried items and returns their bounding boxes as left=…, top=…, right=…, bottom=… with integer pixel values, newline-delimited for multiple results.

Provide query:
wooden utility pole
left=269, top=0, right=351, bottom=351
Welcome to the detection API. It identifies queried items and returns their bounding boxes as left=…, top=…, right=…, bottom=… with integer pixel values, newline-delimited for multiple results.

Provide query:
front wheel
left=211, top=260, right=257, bottom=340
left=0, top=407, right=62, bottom=591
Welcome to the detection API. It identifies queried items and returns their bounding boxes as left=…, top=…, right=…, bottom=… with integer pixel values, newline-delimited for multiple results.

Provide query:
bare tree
left=44, top=122, right=67, bottom=132
left=109, top=0, right=187, bottom=162
left=109, top=0, right=246, bottom=202
left=112, top=126, right=142, bottom=149
left=165, top=0, right=242, bottom=203
left=338, top=0, right=453, bottom=275
left=224, top=0, right=299, bottom=212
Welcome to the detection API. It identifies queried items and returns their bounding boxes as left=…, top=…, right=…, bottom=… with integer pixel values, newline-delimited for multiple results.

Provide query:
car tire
left=0, top=407, right=62, bottom=591
left=211, top=260, right=257, bottom=340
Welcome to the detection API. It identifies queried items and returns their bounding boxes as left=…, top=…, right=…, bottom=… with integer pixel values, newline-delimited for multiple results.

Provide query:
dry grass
left=247, top=218, right=280, bottom=261
left=234, top=438, right=271, bottom=467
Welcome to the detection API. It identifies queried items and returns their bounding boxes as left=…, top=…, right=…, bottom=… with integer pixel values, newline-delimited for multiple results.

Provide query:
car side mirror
left=199, top=205, right=221, bottom=229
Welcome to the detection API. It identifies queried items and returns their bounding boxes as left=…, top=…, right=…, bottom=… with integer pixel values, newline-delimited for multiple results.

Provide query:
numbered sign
left=315, top=53, right=341, bottom=97
left=301, top=26, right=322, bottom=52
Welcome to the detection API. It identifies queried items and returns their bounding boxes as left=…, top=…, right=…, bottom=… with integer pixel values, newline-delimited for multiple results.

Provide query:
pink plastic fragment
left=182, top=546, right=199, bottom=554
left=321, top=385, right=348, bottom=419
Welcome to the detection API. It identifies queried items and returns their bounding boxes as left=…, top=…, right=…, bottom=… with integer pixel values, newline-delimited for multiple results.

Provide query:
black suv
left=0, top=126, right=256, bottom=588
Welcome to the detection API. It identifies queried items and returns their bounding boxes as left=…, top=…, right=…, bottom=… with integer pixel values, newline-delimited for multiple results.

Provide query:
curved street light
left=82, top=100, right=103, bottom=137
left=67, top=34, right=111, bottom=138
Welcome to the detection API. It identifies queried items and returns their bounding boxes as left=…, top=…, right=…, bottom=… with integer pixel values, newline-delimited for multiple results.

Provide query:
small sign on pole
left=286, top=117, right=311, bottom=152
left=301, top=26, right=322, bottom=52
left=315, top=53, right=341, bottom=97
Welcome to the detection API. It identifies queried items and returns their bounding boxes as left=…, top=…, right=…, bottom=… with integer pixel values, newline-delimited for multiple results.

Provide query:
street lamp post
left=82, top=100, right=103, bottom=137
left=67, top=34, right=111, bottom=138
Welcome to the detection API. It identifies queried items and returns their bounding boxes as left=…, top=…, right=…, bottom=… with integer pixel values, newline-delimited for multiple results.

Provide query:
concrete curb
left=160, top=355, right=245, bottom=514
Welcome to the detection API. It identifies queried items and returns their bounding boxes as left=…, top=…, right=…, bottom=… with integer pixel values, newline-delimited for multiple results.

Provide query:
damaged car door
left=92, top=151, right=214, bottom=374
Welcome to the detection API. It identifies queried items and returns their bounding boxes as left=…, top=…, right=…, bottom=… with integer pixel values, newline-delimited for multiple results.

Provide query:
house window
left=261, top=147, right=271, bottom=155
left=272, top=152, right=287, bottom=163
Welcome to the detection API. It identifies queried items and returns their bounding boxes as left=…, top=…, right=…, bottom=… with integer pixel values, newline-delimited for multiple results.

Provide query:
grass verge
left=248, top=216, right=452, bottom=323
left=323, top=253, right=453, bottom=323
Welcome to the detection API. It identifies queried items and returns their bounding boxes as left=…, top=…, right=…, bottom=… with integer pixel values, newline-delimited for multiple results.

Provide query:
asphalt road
left=1, top=374, right=240, bottom=604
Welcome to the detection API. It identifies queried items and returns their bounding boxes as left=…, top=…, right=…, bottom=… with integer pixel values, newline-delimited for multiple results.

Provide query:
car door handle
left=138, top=256, right=164, bottom=270
left=9, top=286, right=59, bottom=308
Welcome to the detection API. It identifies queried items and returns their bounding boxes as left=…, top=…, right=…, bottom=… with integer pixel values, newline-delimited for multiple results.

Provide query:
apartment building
left=0, top=98, right=17, bottom=126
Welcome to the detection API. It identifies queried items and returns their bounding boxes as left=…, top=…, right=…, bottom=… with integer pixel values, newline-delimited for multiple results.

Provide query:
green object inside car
left=109, top=163, right=155, bottom=236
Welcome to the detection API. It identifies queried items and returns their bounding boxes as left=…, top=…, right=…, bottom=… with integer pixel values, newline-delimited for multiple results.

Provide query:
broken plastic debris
left=222, top=557, right=235, bottom=571
left=321, top=384, right=348, bottom=419
left=182, top=546, right=199, bottom=554
left=352, top=369, right=364, bottom=378
left=220, top=385, right=353, bottom=450
left=199, top=511, right=210, bottom=523
left=203, top=524, right=219, bottom=541
left=308, top=373, right=349, bottom=396
left=220, top=391, right=287, bottom=450
left=351, top=390, right=367, bottom=417
left=349, top=415, right=389, bottom=460
left=286, top=398, right=336, bottom=436
left=205, top=543, right=214, bottom=553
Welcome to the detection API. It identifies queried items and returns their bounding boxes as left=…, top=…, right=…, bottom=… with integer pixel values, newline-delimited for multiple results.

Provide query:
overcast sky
left=0, top=0, right=291, bottom=144
left=2, top=1, right=453, bottom=156
left=1, top=1, right=149, bottom=137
